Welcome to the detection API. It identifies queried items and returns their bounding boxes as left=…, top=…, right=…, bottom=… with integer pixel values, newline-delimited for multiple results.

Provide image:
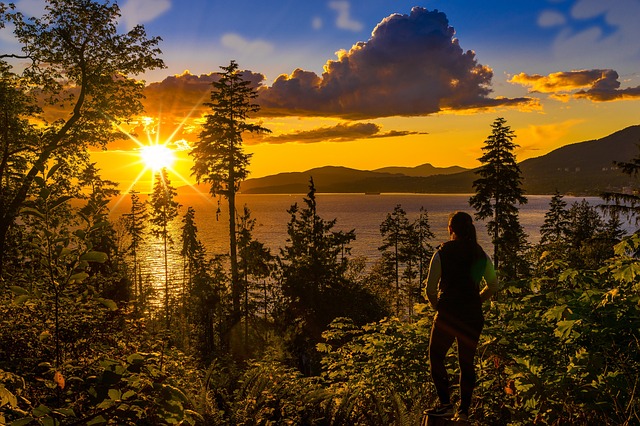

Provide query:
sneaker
left=425, top=403, right=454, bottom=417
left=453, top=411, right=469, bottom=422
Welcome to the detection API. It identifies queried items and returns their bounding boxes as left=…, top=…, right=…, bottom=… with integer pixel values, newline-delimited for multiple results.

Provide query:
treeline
left=1, top=1, right=640, bottom=425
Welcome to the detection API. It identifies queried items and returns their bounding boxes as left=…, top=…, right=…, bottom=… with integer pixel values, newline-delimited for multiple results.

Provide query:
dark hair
left=448, top=211, right=477, bottom=244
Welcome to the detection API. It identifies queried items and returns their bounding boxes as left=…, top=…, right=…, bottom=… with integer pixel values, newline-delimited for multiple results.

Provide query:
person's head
left=448, top=211, right=477, bottom=244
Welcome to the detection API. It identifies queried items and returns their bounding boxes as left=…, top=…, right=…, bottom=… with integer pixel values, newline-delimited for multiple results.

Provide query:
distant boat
left=365, top=192, right=381, bottom=195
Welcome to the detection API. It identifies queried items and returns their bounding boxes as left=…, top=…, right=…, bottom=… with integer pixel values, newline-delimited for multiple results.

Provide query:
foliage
left=190, top=60, right=271, bottom=336
left=276, top=178, right=385, bottom=375
left=601, top=145, right=640, bottom=224
left=470, top=117, right=528, bottom=279
left=149, top=168, right=180, bottom=329
left=0, top=0, right=164, bottom=271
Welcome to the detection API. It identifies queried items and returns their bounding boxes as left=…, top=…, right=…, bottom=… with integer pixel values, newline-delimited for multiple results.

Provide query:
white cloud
left=221, top=33, right=275, bottom=56
left=538, top=10, right=566, bottom=27
left=551, top=0, right=640, bottom=64
left=119, top=0, right=171, bottom=31
left=312, top=16, right=323, bottom=30
left=329, top=1, right=363, bottom=32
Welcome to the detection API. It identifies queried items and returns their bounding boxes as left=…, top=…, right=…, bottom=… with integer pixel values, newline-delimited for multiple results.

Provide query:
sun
left=140, top=144, right=176, bottom=171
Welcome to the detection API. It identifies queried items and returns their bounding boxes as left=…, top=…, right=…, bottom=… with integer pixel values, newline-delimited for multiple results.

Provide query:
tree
left=190, top=60, right=271, bottom=338
left=540, top=190, right=570, bottom=245
left=379, top=204, right=411, bottom=316
left=236, top=205, right=274, bottom=356
left=601, top=146, right=640, bottom=227
left=0, top=0, right=164, bottom=274
left=470, top=117, right=528, bottom=279
left=149, top=168, right=180, bottom=329
left=277, top=178, right=358, bottom=374
left=122, top=190, right=148, bottom=308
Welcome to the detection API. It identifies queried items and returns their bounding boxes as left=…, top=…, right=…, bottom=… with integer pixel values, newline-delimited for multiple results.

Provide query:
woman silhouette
left=423, top=211, right=498, bottom=422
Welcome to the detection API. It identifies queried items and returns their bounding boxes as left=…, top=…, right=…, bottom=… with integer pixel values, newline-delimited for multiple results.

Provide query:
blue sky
left=3, top=0, right=640, bottom=185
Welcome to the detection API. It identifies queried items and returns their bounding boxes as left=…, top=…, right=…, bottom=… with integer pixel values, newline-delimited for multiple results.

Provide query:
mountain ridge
left=182, top=125, right=640, bottom=196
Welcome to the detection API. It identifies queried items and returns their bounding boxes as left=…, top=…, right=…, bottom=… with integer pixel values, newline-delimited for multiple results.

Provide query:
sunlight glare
left=140, top=144, right=176, bottom=171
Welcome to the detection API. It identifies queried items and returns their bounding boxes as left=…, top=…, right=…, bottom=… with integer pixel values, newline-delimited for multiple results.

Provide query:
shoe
left=453, top=411, right=469, bottom=422
left=425, top=403, right=454, bottom=417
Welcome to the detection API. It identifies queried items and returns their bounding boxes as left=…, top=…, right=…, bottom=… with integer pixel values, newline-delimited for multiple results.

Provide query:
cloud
left=119, top=0, right=171, bottom=31
left=257, top=7, right=534, bottom=119
left=247, top=122, right=425, bottom=145
left=142, top=69, right=266, bottom=118
left=312, top=17, right=323, bottom=30
left=546, top=0, right=640, bottom=63
left=538, top=10, right=566, bottom=27
left=509, top=69, right=640, bottom=101
left=329, top=1, right=364, bottom=32
left=221, top=33, right=275, bottom=56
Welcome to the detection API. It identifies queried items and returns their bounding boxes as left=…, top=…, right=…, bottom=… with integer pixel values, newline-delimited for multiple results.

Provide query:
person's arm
left=479, top=254, right=498, bottom=302
left=423, top=252, right=441, bottom=309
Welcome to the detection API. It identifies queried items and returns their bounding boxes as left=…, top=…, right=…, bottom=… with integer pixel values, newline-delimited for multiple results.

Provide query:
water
left=108, top=192, right=618, bottom=306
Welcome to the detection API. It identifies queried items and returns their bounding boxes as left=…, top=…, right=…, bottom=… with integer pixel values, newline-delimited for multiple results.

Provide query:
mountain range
left=185, top=125, right=640, bottom=196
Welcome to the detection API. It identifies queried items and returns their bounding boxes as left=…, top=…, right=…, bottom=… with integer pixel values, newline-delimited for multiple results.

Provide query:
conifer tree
left=540, top=190, right=570, bottom=245
left=470, top=117, right=528, bottom=279
left=149, top=168, right=180, bottom=328
left=190, top=60, right=271, bottom=338
left=601, top=146, right=640, bottom=226
left=379, top=204, right=411, bottom=315
left=123, top=190, right=148, bottom=307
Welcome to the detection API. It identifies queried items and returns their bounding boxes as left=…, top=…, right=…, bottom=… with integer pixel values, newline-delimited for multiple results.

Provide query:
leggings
left=429, top=313, right=483, bottom=413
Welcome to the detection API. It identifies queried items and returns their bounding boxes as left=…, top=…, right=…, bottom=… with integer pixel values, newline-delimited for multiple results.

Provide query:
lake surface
left=108, top=192, right=614, bottom=306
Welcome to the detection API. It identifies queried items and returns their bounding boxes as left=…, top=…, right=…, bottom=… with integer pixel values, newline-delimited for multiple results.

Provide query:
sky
left=3, top=0, right=640, bottom=192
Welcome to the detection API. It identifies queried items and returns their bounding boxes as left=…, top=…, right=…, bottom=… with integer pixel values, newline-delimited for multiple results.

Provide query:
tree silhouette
left=149, top=168, right=180, bottom=329
left=0, top=0, right=163, bottom=274
left=190, top=60, right=271, bottom=345
left=123, top=190, right=148, bottom=308
left=470, top=117, right=528, bottom=279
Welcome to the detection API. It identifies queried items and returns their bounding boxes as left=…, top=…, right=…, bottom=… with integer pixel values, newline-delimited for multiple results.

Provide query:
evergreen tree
left=412, top=207, right=436, bottom=303
left=470, top=117, right=528, bottom=279
left=122, top=190, right=148, bottom=307
left=236, top=205, right=274, bottom=356
left=149, top=168, right=180, bottom=328
left=540, top=190, right=570, bottom=245
left=379, top=204, right=411, bottom=316
left=190, top=60, right=271, bottom=343
left=601, top=146, right=640, bottom=227
left=278, top=178, right=385, bottom=374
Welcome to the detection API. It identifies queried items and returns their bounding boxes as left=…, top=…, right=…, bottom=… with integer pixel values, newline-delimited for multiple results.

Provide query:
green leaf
left=32, top=404, right=51, bottom=417
left=80, top=251, right=108, bottom=263
left=69, top=272, right=89, bottom=283
left=12, top=295, right=31, bottom=306
left=9, top=286, right=29, bottom=296
left=0, top=384, right=18, bottom=407
left=19, top=207, right=44, bottom=220
left=10, top=418, right=35, bottom=426
left=46, top=163, right=62, bottom=179
left=108, top=389, right=122, bottom=401
left=49, top=195, right=73, bottom=210
left=86, top=415, right=107, bottom=426
left=96, top=298, right=117, bottom=311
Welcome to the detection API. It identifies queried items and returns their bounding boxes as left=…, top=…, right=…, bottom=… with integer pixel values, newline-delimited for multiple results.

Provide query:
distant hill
left=207, top=125, right=640, bottom=196
left=372, top=163, right=467, bottom=176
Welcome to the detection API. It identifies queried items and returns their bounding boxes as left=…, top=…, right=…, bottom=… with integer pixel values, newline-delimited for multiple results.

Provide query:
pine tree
left=236, top=205, right=274, bottom=355
left=601, top=146, right=640, bottom=227
left=470, top=117, right=528, bottom=279
left=540, top=190, right=570, bottom=245
left=149, top=168, right=180, bottom=329
left=190, top=60, right=271, bottom=341
left=123, top=190, right=148, bottom=308
left=379, top=204, right=411, bottom=315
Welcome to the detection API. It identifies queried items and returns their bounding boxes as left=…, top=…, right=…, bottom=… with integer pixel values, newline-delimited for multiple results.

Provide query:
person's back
left=437, top=240, right=486, bottom=321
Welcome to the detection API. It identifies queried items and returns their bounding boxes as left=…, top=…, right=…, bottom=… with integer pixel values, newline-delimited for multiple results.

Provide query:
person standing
left=423, top=211, right=498, bottom=421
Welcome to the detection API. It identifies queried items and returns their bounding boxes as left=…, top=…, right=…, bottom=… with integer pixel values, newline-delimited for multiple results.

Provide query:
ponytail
left=448, top=211, right=477, bottom=244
